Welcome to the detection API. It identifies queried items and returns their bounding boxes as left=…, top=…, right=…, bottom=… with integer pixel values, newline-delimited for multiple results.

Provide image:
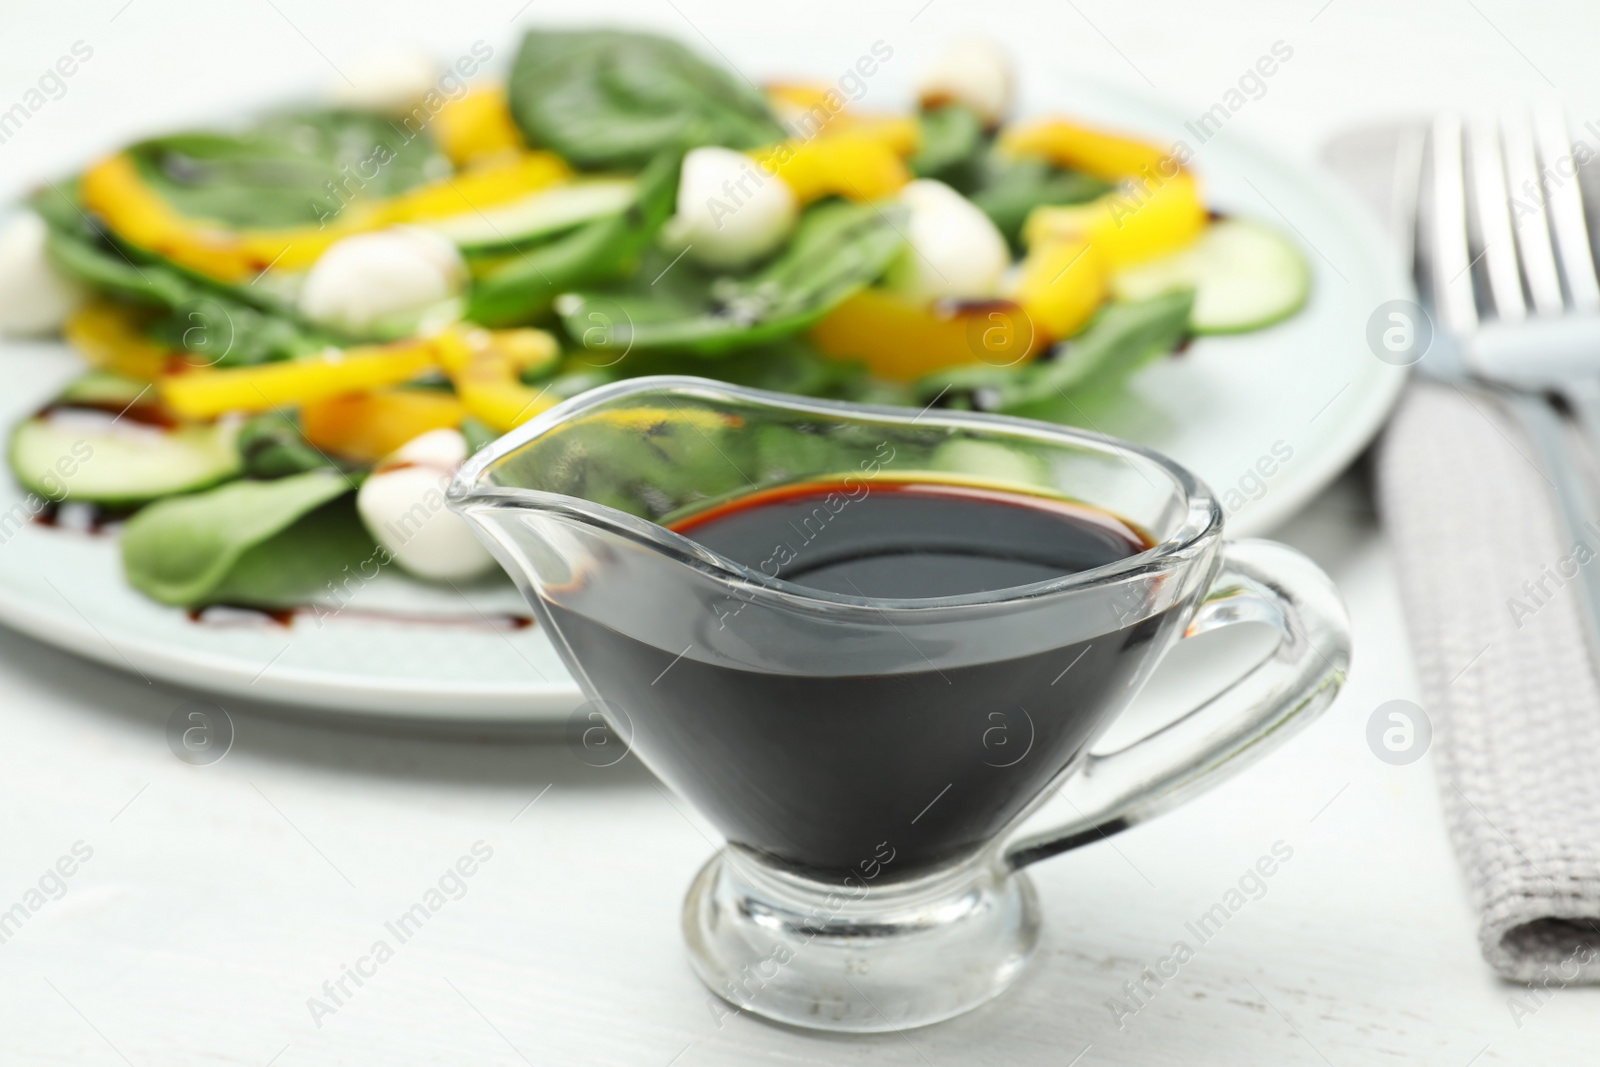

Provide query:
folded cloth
left=1377, top=381, right=1600, bottom=981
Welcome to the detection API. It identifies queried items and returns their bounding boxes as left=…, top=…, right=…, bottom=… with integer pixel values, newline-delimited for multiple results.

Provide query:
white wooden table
left=4, top=2, right=1600, bottom=1063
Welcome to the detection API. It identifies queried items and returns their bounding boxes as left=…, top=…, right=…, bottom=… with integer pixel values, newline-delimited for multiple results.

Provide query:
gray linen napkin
left=1324, top=124, right=1600, bottom=981
left=1377, top=383, right=1600, bottom=982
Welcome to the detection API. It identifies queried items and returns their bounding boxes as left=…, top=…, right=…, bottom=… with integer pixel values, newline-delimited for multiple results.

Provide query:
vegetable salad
left=1, top=28, right=1309, bottom=610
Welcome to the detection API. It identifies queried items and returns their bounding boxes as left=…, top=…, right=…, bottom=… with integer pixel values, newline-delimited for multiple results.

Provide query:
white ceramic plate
left=0, top=76, right=1408, bottom=723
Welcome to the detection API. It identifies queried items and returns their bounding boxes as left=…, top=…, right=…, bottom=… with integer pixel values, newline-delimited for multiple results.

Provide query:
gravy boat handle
left=1004, top=539, right=1350, bottom=870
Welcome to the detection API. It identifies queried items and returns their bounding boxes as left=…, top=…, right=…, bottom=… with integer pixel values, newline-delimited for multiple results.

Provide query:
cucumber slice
left=1111, top=219, right=1310, bottom=335
left=57, top=370, right=151, bottom=407
left=10, top=408, right=241, bottom=506
left=429, top=179, right=638, bottom=254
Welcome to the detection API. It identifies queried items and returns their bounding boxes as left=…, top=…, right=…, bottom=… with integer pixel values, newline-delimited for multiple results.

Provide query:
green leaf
left=507, top=29, right=784, bottom=169
left=34, top=176, right=343, bottom=364
left=127, top=109, right=443, bottom=230
left=459, top=417, right=500, bottom=455
left=121, top=469, right=362, bottom=606
left=558, top=200, right=908, bottom=355
left=510, top=408, right=757, bottom=521
left=969, top=153, right=1110, bottom=248
left=39, top=111, right=441, bottom=352
left=604, top=335, right=877, bottom=399
left=236, top=412, right=344, bottom=479
left=43, top=225, right=192, bottom=308
left=142, top=293, right=336, bottom=366
left=666, top=338, right=870, bottom=398
left=465, top=150, right=681, bottom=327
left=202, top=495, right=378, bottom=609
left=41, top=215, right=338, bottom=366
left=29, top=178, right=97, bottom=240
left=915, top=291, right=1195, bottom=417
left=38, top=174, right=304, bottom=311
left=1022, top=290, right=1195, bottom=402
left=909, top=105, right=986, bottom=185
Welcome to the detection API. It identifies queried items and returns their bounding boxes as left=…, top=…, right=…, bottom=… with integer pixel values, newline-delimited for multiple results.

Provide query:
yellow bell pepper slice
left=810, top=289, right=1031, bottom=381
left=756, top=134, right=911, bottom=203
left=812, top=240, right=1107, bottom=380
left=1023, top=171, right=1206, bottom=270
left=1001, top=119, right=1177, bottom=184
left=436, top=327, right=561, bottom=432
left=300, top=388, right=465, bottom=463
left=765, top=83, right=921, bottom=157
left=433, top=88, right=525, bottom=167
left=64, top=302, right=173, bottom=382
left=766, top=83, right=850, bottom=139
left=79, top=154, right=317, bottom=281
left=160, top=338, right=441, bottom=419
left=381, top=152, right=569, bottom=223
left=826, top=115, right=920, bottom=157
left=1012, top=237, right=1107, bottom=340
left=80, top=150, right=570, bottom=282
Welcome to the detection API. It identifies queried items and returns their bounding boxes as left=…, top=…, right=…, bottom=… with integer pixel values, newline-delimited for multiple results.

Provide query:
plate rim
left=0, top=576, right=577, bottom=718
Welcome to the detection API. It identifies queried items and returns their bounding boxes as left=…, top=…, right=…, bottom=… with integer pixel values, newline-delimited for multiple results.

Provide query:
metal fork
left=1403, top=106, right=1600, bottom=658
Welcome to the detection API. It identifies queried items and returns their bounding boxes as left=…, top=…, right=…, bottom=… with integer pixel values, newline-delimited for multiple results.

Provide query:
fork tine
left=1533, top=104, right=1600, bottom=311
left=1467, top=116, right=1528, bottom=322
left=1501, top=110, right=1566, bottom=314
left=1428, top=114, right=1479, bottom=333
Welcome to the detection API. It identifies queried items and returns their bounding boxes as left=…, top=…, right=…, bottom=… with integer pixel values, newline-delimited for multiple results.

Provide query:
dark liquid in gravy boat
left=547, top=478, right=1185, bottom=883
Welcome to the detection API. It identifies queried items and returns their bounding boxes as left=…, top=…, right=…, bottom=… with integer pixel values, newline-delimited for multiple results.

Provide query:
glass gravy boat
left=449, top=375, right=1349, bottom=1033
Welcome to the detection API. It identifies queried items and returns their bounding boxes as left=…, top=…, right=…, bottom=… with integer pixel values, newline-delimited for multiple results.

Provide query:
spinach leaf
left=37, top=181, right=280, bottom=308
left=121, top=468, right=364, bottom=607
left=44, top=223, right=192, bottom=307
left=236, top=412, right=345, bottom=478
left=45, top=108, right=439, bottom=345
left=601, top=335, right=879, bottom=399
left=502, top=406, right=760, bottom=521
left=466, top=150, right=680, bottom=327
left=970, top=153, right=1110, bottom=248
left=460, top=417, right=500, bottom=455
left=46, top=225, right=334, bottom=365
left=142, top=293, right=334, bottom=367
left=128, top=109, right=442, bottom=230
left=1020, top=290, right=1195, bottom=403
left=507, top=29, right=784, bottom=169
left=655, top=337, right=871, bottom=398
left=916, top=291, right=1194, bottom=416
left=558, top=200, right=907, bottom=356
left=30, top=177, right=97, bottom=240
left=37, top=111, right=436, bottom=358
left=202, top=496, right=378, bottom=609
left=34, top=180, right=191, bottom=306
left=34, top=184, right=340, bottom=366
left=500, top=334, right=901, bottom=419
left=909, top=105, right=986, bottom=187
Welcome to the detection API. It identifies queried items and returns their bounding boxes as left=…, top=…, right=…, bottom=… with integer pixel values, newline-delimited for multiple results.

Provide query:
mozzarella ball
left=669, top=146, right=798, bottom=270
left=0, top=212, right=83, bottom=336
left=883, top=179, right=1011, bottom=303
left=328, top=49, right=440, bottom=115
left=298, top=226, right=465, bottom=336
left=391, top=427, right=472, bottom=469
left=916, top=39, right=1014, bottom=125
left=356, top=429, right=497, bottom=582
